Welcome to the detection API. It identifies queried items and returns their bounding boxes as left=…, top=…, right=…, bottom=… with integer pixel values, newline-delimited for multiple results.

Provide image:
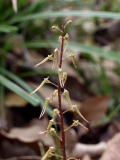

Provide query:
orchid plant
left=31, top=20, right=88, bottom=160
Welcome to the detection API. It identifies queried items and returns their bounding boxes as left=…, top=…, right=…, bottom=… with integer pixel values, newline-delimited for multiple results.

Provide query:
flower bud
left=51, top=26, right=61, bottom=33
left=47, top=119, right=56, bottom=130
left=49, top=128, right=56, bottom=135
left=51, top=25, right=58, bottom=31
left=64, top=33, right=69, bottom=40
left=54, top=48, right=59, bottom=54
left=64, top=20, right=72, bottom=29
left=53, top=109, right=60, bottom=119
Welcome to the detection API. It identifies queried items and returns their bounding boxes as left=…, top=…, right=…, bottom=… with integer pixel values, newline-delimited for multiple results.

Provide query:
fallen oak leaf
left=80, top=96, right=110, bottom=125
left=4, top=119, right=54, bottom=146
left=5, top=93, right=27, bottom=108
left=100, top=133, right=120, bottom=160
left=0, top=131, right=41, bottom=158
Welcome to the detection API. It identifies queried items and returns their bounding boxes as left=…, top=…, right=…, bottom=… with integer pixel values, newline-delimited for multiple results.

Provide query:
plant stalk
left=58, top=31, right=67, bottom=160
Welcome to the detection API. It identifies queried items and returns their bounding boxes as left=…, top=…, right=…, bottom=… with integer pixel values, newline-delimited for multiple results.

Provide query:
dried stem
left=57, top=27, right=67, bottom=160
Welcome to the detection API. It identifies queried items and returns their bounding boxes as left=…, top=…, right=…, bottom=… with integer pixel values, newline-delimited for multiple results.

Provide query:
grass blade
left=0, top=68, right=53, bottom=116
left=0, top=25, right=18, bottom=33
left=10, top=10, right=120, bottom=23
left=69, top=42, right=120, bottom=63
left=0, top=75, right=39, bottom=106
left=26, top=41, right=120, bottom=63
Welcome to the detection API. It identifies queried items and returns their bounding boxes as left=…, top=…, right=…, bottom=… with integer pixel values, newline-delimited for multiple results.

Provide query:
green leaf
left=0, top=75, right=39, bottom=106
left=0, top=68, right=53, bottom=116
left=0, top=25, right=18, bottom=33
left=25, top=41, right=120, bottom=63
left=10, top=10, right=120, bottom=23
left=0, top=67, right=37, bottom=93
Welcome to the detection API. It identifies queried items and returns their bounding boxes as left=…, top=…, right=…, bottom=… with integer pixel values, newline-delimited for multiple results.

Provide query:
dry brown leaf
left=100, top=133, right=120, bottom=160
left=0, top=131, right=41, bottom=158
left=80, top=96, right=110, bottom=125
left=72, top=142, right=106, bottom=157
left=5, top=93, right=27, bottom=107
left=5, top=119, right=54, bottom=146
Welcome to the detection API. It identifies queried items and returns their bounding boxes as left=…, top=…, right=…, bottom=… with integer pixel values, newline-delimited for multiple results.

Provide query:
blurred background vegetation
left=0, top=0, right=120, bottom=139
left=1, top=0, right=120, bottom=159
